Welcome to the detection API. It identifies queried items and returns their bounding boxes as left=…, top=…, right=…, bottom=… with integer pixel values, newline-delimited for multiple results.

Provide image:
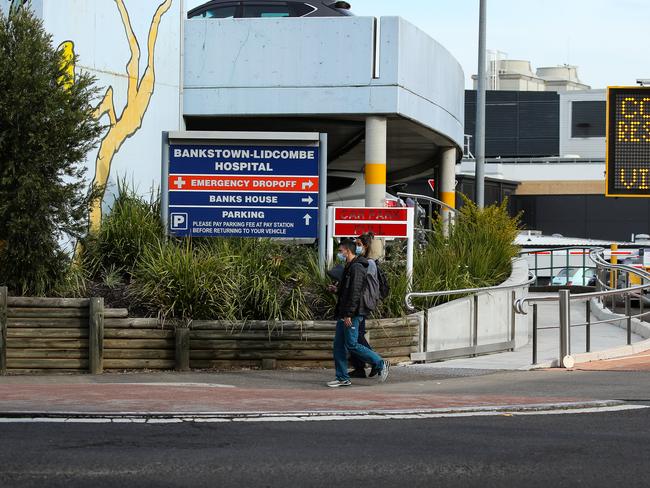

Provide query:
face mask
left=337, top=252, right=346, bottom=262
left=355, top=246, right=363, bottom=256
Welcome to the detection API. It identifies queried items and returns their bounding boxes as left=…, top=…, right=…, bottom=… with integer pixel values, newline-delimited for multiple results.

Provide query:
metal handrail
left=516, top=246, right=650, bottom=366
left=589, top=247, right=650, bottom=280
left=406, top=272, right=537, bottom=310
left=514, top=283, right=650, bottom=314
left=519, top=246, right=601, bottom=286
left=396, top=192, right=459, bottom=215
left=520, top=246, right=598, bottom=253
left=514, top=247, right=650, bottom=314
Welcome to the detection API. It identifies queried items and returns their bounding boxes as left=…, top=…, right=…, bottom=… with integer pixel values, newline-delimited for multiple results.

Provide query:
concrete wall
left=560, top=90, right=606, bottom=159
left=13, top=0, right=183, bottom=217
left=183, top=16, right=465, bottom=148
left=459, top=160, right=605, bottom=183
left=424, top=258, right=531, bottom=353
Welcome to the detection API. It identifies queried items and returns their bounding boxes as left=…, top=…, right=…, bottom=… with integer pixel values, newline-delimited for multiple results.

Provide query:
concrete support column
left=440, top=147, right=457, bottom=233
left=365, top=116, right=387, bottom=207
left=365, top=116, right=387, bottom=258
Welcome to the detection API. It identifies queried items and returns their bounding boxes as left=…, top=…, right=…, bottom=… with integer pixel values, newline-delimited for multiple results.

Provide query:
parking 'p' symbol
left=170, top=213, right=188, bottom=230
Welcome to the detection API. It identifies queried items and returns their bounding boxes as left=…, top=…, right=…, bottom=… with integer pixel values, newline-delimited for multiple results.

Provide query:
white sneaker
left=326, top=379, right=352, bottom=388
left=378, top=360, right=390, bottom=383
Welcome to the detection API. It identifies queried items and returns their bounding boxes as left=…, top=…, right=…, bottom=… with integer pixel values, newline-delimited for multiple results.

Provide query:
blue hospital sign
left=166, top=141, right=320, bottom=238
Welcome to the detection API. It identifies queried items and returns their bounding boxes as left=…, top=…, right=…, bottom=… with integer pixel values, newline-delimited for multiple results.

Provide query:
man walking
left=327, top=239, right=390, bottom=388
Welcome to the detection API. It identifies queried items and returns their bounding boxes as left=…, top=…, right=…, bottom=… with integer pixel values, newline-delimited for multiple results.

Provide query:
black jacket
left=334, top=256, right=369, bottom=319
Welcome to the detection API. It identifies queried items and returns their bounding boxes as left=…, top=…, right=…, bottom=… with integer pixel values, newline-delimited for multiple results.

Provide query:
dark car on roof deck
left=188, top=1, right=353, bottom=19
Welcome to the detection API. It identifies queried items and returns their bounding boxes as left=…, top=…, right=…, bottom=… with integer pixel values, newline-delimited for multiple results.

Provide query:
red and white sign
left=326, top=206, right=415, bottom=288
left=331, top=207, right=411, bottom=238
left=427, top=179, right=435, bottom=193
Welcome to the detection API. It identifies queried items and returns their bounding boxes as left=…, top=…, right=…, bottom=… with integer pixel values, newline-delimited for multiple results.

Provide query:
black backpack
left=375, top=261, right=390, bottom=300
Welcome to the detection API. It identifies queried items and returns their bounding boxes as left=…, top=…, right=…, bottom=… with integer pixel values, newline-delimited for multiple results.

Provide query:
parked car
left=551, top=267, right=596, bottom=286
left=188, top=0, right=353, bottom=19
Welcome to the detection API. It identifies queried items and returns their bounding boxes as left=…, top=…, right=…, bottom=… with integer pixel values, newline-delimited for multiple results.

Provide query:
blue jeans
left=333, top=316, right=383, bottom=381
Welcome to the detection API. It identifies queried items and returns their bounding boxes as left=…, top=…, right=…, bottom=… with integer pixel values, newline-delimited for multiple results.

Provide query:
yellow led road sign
left=607, top=86, right=650, bottom=197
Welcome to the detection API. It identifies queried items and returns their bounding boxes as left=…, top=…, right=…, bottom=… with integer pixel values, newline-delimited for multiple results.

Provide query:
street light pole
left=475, top=0, right=487, bottom=208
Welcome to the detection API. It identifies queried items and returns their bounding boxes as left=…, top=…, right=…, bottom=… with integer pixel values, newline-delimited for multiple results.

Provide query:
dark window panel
left=192, top=5, right=238, bottom=18
left=518, top=138, right=560, bottom=157
left=464, top=90, right=560, bottom=158
left=519, top=102, right=559, bottom=139
left=242, top=3, right=292, bottom=17
left=571, top=101, right=606, bottom=138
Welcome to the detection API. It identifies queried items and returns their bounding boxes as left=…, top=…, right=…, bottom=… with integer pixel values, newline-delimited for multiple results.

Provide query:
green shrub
left=84, top=180, right=163, bottom=277
left=0, top=5, right=102, bottom=295
left=412, top=198, right=521, bottom=308
left=130, top=239, right=229, bottom=324
left=85, top=186, right=521, bottom=321
left=130, top=238, right=323, bottom=323
left=52, top=260, right=90, bottom=298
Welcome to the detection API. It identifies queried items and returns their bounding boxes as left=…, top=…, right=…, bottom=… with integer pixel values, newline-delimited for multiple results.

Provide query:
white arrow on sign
left=302, top=180, right=314, bottom=190
left=301, top=196, right=314, bottom=205
left=303, top=214, right=312, bottom=226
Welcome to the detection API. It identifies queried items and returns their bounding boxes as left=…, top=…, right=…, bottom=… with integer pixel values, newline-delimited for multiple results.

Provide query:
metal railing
left=463, top=134, right=475, bottom=160
left=406, top=270, right=536, bottom=362
left=514, top=247, right=650, bottom=367
left=396, top=192, right=459, bottom=215
left=519, top=246, right=596, bottom=287
left=396, top=192, right=458, bottom=238
left=406, top=272, right=536, bottom=311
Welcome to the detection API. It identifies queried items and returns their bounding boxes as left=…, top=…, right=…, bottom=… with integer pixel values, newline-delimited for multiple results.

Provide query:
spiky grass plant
left=411, top=198, right=521, bottom=309
left=83, top=179, right=163, bottom=277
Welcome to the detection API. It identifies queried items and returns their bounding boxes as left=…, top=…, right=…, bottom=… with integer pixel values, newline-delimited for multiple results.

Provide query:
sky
left=185, top=0, right=650, bottom=89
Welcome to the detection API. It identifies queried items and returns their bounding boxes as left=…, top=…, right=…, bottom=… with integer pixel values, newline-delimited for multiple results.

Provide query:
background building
left=473, top=55, right=591, bottom=92
left=461, top=58, right=649, bottom=241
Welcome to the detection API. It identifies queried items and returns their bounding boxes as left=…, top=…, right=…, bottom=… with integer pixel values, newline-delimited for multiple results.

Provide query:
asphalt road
left=1, top=409, right=649, bottom=488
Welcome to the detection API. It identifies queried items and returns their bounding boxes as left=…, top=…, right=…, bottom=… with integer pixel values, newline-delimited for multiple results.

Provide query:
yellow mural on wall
left=89, top=0, right=173, bottom=230
left=57, top=41, right=75, bottom=90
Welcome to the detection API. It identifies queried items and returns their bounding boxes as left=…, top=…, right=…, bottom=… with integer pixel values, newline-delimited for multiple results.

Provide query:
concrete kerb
left=528, top=299, right=650, bottom=370
left=0, top=400, right=629, bottom=422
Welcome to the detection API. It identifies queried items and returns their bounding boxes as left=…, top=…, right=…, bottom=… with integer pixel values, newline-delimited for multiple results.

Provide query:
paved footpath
left=0, top=381, right=588, bottom=416
left=572, top=351, right=650, bottom=371
left=0, top=366, right=645, bottom=418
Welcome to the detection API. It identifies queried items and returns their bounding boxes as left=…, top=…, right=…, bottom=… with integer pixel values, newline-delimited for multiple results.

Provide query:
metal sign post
left=317, top=133, right=328, bottom=273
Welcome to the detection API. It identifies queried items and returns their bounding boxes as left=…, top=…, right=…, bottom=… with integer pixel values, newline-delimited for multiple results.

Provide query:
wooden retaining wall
left=189, top=318, right=420, bottom=370
left=104, top=317, right=175, bottom=371
left=2, top=292, right=93, bottom=374
left=0, top=288, right=421, bottom=374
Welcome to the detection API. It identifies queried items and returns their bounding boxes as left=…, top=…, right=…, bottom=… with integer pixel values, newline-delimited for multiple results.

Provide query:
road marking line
left=107, top=383, right=236, bottom=388
left=0, top=405, right=645, bottom=424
